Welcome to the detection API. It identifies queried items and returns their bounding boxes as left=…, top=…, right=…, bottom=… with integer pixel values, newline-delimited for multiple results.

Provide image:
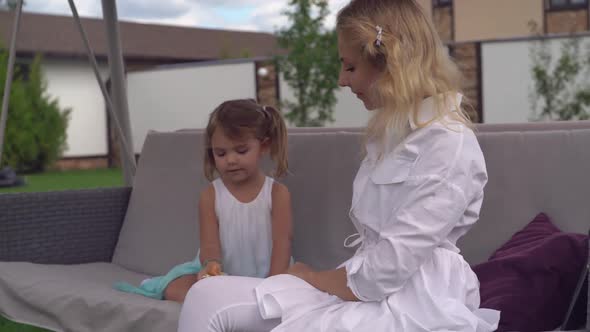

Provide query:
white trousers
left=178, top=276, right=280, bottom=332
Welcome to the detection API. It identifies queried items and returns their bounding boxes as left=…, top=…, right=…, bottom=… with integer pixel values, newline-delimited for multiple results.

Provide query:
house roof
left=0, top=11, right=281, bottom=62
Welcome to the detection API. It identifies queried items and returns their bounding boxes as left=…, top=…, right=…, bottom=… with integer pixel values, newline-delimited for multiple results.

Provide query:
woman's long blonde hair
left=337, top=0, right=471, bottom=153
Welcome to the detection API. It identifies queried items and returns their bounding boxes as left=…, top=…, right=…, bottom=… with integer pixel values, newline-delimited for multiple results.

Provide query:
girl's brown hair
left=204, top=99, right=288, bottom=181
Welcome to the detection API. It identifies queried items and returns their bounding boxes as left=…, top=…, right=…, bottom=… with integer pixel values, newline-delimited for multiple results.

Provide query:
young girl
left=178, top=0, right=501, bottom=331
left=115, top=99, right=293, bottom=303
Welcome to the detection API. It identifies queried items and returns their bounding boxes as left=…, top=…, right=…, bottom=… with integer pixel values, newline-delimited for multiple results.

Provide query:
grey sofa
left=0, top=121, right=589, bottom=332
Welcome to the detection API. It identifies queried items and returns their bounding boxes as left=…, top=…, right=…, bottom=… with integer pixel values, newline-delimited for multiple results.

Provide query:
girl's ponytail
left=262, top=106, right=288, bottom=178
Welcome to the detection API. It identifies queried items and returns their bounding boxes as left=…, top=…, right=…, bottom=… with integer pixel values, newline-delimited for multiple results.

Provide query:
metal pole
left=67, top=0, right=136, bottom=185
left=0, top=0, right=24, bottom=166
left=100, top=0, right=135, bottom=186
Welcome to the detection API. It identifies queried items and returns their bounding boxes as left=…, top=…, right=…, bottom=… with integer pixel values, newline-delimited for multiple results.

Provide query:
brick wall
left=451, top=42, right=481, bottom=123
left=546, top=9, right=589, bottom=34
left=108, top=113, right=122, bottom=168
left=433, top=6, right=453, bottom=43
left=255, top=61, right=280, bottom=109
left=53, top=156, right=109, bottom=171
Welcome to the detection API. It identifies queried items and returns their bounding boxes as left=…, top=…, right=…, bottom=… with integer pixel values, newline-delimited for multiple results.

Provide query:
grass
left=1, top=168, right=124, bottom=331
left=0, top=168, right=124, bottom=194
left=0, top=317, right=51, bottom=332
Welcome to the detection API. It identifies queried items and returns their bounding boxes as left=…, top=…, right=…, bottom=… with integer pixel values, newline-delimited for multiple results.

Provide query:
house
left=417, top=0, right=590, bottom=123
left=0, top=10, right=282, bottom=169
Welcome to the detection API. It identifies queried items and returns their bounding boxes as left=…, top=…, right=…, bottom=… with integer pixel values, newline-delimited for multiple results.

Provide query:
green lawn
left=0, top=317, right=51, bottom=332
left=0, top=168, right=124, bottom=194
left=1, top=168, right=124, bottom=331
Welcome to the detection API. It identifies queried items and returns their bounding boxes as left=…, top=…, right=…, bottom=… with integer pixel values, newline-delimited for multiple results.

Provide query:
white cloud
left=185, top=0, right=271, bottom=6
left=116, top=0, right=191, bottom=20
left=326, top=0, right=349, bottom=28
left=232, top=23, right=261, bottom=32
left=249, top=1, right=289, bottom=32
left=21, top=0, right=347, bottom=32
left=128, top=2, right=220, bottom=29
left=24, top=0, right=100, bottom=17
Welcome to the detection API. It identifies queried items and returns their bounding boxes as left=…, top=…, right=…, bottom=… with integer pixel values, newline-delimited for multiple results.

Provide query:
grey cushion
left=112, top=131, right=208, bottom=276
left=290, top=126, right=590, bottom=268
left=0, top=262, right=180, bottom=332
left=112, top=125, right=590, bottom=275
left=458, top=128, right=590, bottom=264
left=285, top=132, right=360, bottom=269
left=475, top=120, right=590, bottom=132
left=112, top=130, right=363, bottom=275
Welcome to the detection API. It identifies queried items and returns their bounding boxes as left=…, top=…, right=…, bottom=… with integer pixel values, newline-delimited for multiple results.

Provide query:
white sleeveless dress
left=211, top=176, right=274, bottom=278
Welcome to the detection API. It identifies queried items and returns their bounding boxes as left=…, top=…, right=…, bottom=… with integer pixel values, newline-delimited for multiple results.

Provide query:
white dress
left=212, top=176, right=274, bottom=278
left=253, top=94, right=501, bottom=331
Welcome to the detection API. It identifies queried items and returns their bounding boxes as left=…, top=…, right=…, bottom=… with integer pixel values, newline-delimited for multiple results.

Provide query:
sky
left=20, top=0, right=350, bottom=33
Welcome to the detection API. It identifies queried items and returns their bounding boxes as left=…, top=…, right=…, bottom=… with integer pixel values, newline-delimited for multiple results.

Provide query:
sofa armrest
left=0, top=187, right=131, bottom=264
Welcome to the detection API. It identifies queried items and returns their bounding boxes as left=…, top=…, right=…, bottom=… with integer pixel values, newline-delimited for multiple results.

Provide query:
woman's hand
left=287, top=262, right=315, bottom=282
left=289, top=265, right=360, bottom=302
left=198, top=261, right=223, bottom=280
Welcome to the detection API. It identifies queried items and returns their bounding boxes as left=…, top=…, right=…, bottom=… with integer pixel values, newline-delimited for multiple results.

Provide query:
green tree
left=0, top=50, right=70, bottom=172
left=529, top=34, right=590, bottom=121
left=276, top=0, right=340, bottom=127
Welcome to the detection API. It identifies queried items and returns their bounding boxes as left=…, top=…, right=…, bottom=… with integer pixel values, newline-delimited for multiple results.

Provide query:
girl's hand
left=198, top=261, right=223, bottom=280
left=287, top=262, right=315, bottom=282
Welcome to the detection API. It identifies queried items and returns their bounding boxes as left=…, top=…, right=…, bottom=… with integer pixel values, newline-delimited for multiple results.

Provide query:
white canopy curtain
left=0, top=0, right=137, bottom=185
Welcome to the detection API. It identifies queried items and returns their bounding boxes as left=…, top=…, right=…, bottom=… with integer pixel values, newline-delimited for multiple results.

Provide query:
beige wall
left=416, top=0, right=432, bottom=20
left=454, top=0, right=543, bottom=42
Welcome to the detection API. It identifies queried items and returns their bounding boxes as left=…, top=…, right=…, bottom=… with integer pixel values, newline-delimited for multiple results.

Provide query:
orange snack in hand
left=207, top=262, right=222, bottom=276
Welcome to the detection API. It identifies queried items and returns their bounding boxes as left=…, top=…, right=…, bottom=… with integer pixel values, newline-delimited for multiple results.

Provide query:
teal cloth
left=114, top=258, right=202, bottom=300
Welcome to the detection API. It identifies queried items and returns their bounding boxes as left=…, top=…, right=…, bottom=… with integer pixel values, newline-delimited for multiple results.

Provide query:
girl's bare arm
left=198, top=185, right=222, bottom=273
left=268, top=182, right=293, bottom=276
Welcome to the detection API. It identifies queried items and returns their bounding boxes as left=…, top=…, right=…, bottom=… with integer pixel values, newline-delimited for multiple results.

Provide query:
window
left=548, top=0, right=588, bottom=10
left=433, top=0, right=452, bottom=8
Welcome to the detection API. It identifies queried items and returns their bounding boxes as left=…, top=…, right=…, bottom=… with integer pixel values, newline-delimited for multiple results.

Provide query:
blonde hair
left=204, top=99, right=288, bottom=181
left=336, top=0, right=471, bottom=153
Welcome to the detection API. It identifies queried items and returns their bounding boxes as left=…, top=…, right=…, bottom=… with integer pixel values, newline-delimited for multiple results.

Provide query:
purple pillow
left=472, top=213, right=588, bottom=332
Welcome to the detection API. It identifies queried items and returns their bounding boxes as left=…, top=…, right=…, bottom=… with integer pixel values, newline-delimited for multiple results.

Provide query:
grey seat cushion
left=0, top=262, right=180, bottom=332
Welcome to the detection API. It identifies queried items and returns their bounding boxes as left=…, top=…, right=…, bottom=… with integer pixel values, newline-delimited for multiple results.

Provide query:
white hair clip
left=259, top=105, right=270, bottom=118
left=375, top=25, right=383, bottom=47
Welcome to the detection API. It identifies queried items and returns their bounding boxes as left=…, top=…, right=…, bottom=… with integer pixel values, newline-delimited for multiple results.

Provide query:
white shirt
left=251, top=92, right=499, bottom=332
left=343, top=93, right=488, bottom=301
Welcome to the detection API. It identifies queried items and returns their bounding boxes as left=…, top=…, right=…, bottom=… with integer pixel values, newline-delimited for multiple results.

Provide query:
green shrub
left=0, top=51, right=70, bottom=172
